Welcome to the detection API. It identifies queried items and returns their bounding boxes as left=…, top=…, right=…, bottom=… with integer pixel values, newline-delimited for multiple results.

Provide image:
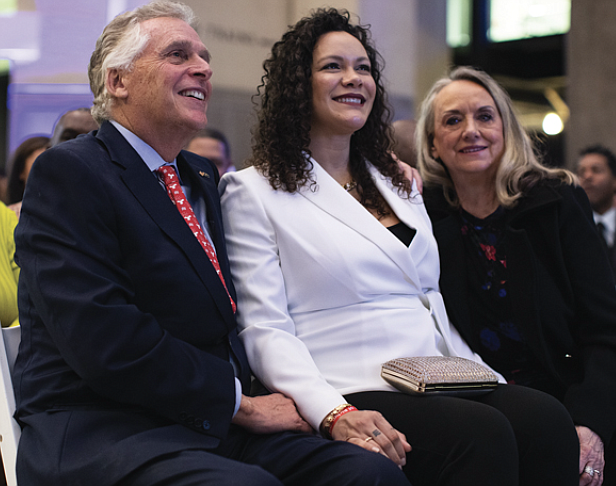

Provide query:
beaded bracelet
left=320, top=403, right=358, bottom=439
left=329, top=406, right=358, bottom=437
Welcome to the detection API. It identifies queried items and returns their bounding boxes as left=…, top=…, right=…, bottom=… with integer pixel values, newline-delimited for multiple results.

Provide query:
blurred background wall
left=567, top=0, right=616, bottom=169
left=0, top=0, right=612, bottom=172
left=0, top=0, right=444, bottom=170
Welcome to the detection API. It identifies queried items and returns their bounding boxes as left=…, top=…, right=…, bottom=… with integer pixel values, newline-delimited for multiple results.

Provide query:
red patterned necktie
left=156, top=165, right=236, bottom=313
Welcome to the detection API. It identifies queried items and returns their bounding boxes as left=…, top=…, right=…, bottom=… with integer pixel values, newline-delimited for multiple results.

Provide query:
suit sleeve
left=558, top=185, right=616, bottom=443
left=16, top=145, right=237, bottom=439
left=219, top=172, right=347, bottom=431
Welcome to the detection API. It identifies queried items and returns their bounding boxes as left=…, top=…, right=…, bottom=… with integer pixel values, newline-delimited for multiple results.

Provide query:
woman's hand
left=330, top=409, right=411, bottom=467
left=577, top=425, right=604, bottom=486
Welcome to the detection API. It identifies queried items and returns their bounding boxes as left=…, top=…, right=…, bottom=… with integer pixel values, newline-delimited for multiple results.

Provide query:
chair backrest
left=0, top=325, right=21, bottom=486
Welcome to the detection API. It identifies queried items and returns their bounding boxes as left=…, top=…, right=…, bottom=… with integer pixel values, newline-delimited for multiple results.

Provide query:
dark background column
left=567, top=0, right=616, bottom=168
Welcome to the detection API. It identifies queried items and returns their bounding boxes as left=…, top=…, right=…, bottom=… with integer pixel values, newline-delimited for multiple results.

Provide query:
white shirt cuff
left=233, top=377, right=242, bottom=417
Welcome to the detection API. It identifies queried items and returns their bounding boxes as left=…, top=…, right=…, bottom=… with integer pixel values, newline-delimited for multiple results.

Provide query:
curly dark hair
left=250, top=8, right=410, bottom=215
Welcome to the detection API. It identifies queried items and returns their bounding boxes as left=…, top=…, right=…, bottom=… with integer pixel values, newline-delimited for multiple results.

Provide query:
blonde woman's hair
left=88, top=1, right=197, bottom=124
left=416, top=65, right=575, bottom=208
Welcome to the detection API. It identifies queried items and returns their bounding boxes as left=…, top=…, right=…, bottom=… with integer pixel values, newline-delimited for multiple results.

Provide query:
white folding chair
left=0, top=325, right=21, bottom=486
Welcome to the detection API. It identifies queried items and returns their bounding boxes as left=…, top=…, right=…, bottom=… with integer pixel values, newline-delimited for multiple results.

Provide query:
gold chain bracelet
left=320, top=403, right=356, bottom=439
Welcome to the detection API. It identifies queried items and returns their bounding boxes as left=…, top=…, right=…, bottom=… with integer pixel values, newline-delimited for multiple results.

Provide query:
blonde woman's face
left=430, top=80, right=504, bottom=185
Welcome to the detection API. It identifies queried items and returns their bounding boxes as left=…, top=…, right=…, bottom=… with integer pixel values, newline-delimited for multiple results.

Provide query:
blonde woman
left=419, top=65, right=616, bottom=486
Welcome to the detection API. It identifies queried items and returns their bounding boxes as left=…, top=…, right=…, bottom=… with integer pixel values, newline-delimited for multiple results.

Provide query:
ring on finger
left=364, top=437, right=375, bottom=443
left=584, top=465, right=602, bottom=477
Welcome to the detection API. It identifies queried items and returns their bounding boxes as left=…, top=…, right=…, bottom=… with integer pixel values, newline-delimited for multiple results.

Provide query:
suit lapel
left=178, top=153, right=237, bottom=302
left=371, top=165, right=436, bottom=284
left=610, top=213, right=616, bottom=271
left=95, top=124, right=235, bottom=325
left=299, top=158, right=423, bottom=289
left=178, top=156, right=224, bottom=259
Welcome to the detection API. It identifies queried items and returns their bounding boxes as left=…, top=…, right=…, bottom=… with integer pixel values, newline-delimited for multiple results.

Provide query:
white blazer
left=219, top=158, right=501, bottom=430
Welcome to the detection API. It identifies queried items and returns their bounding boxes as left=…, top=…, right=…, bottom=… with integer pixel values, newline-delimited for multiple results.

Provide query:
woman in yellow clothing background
left=0, top=201, right=19, bottom=327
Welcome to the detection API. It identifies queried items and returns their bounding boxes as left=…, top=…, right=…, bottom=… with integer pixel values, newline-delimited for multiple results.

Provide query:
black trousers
left=346, top=384, right=579, bottom=486
left=603, top=435, right=616, bottom=486
left=117, top=426, right=410, bottom=486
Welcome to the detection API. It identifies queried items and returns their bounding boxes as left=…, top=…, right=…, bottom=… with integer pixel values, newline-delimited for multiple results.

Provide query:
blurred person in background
left=6, top=136, right=50, bottom=218
left=0, top=200, right=19, bottom=328
left=391, top=119, right=417, bottom=168
left=49, top=107, right=98, bottom=147
left=0, top=168, right=8, bottom=205
left=577, top=144, right=616, bottom=272
left=186, top=127, right=235, bottom=176
left=7, top=108, right=98, bottom=220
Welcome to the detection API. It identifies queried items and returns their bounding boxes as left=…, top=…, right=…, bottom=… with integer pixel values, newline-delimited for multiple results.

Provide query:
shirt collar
left=594, top=206, right=616, bottom=227
left=110, top=120, right=177, bottom=173
left=594, top=206, right=616, bottom=246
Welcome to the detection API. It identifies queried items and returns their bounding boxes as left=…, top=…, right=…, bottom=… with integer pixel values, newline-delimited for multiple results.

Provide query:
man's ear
left=106, top=68, right=129, bottom=99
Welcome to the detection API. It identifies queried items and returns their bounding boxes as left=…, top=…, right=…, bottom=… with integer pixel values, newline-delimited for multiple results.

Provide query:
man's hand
left=331, top=410, right=411, bottom=468
left=577, top=425, right=604, bottom=486
left=232, top=393, right=313, bottom=435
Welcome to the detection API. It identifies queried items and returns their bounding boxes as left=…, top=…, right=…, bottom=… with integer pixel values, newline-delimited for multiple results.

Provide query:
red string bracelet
left=329, top=405, right=358, bottom=437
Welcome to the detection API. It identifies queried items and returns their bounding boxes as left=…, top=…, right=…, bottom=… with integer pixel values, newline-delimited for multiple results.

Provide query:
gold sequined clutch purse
left=381, top=356, right=498, bottom=396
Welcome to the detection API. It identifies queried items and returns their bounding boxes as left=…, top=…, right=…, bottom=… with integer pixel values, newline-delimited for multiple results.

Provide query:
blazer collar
left=507, top=181, right=562, bottom=223
left=95, top=122, right=236, bottom=325
left=424, top=179, right=564, bottom=222
left=298, top=157, right=425, bottom=289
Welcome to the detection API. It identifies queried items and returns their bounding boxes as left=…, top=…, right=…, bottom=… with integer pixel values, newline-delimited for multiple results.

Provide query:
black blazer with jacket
left=424, top=179, right=616, bottom=444
left=13, top=122, right=251, bottom=485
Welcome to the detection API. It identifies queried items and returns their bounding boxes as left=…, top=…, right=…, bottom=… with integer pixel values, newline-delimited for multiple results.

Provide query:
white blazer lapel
left=299, top=158, right=424, bottom=289
left=370, top=165, right=435, bottom=282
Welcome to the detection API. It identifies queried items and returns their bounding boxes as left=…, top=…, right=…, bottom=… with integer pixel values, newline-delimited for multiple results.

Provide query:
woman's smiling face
left=310, top=31, right=376, bottom=137
left=430, top=80, right=505, bottom=184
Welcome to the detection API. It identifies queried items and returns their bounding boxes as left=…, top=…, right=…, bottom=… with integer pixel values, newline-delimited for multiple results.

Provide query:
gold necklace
left=342, top=180, right=357, bottom=192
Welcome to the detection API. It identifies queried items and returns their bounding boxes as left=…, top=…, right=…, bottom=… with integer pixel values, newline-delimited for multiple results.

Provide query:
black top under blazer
left=13, top=122, right=251, bottom=485
left=424, top=179, right=616, bottom=445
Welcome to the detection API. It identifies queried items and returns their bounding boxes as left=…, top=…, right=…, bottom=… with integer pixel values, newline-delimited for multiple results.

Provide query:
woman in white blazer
left=219, top=9, right=578, bottom=486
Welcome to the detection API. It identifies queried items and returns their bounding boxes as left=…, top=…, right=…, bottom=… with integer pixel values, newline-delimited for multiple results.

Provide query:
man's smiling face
left=118, top=16, right=212, bottom=142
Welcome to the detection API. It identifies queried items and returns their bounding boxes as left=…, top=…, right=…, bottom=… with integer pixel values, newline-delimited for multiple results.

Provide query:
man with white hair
left=12, top=2, right=410, bottom=485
